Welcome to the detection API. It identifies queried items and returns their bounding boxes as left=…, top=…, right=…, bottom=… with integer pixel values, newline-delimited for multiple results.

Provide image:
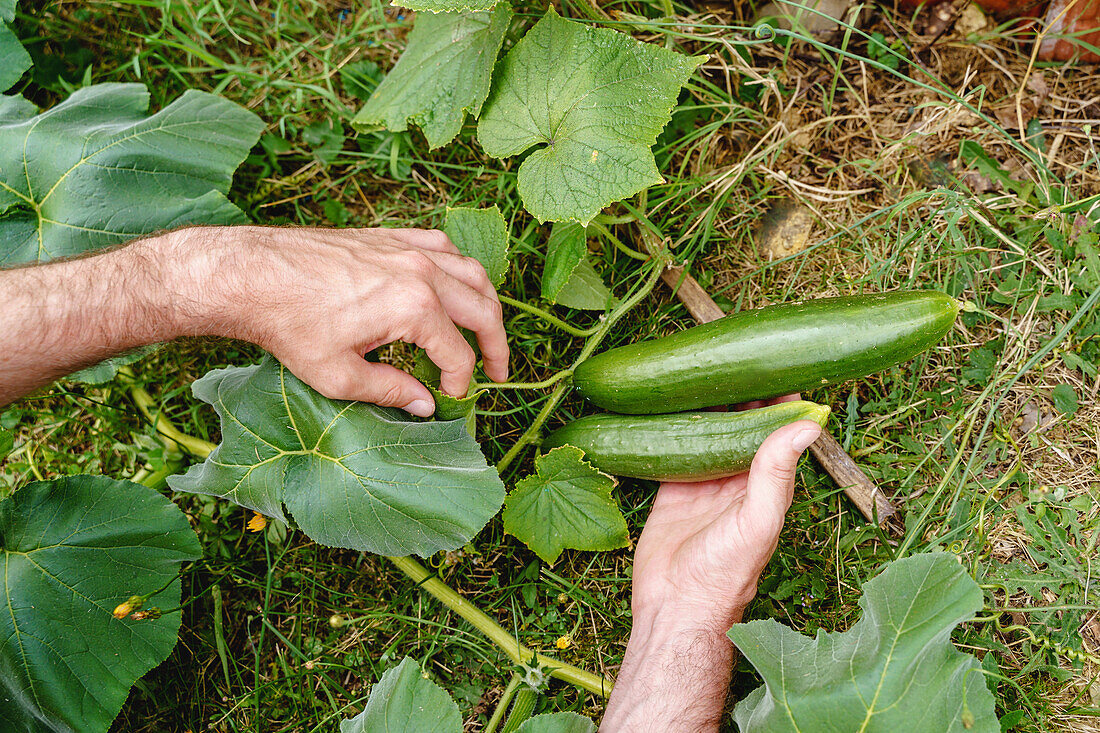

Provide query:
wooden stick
left=659, top=266, right=896, bottom=524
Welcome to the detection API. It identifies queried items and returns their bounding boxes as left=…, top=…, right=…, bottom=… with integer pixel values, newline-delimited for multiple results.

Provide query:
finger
left=772, top=393, right=801, bottom=404
left=423, top=249, right=500, bottom=302
left=385, top=228, right=460, bottom=254
left=741, top=420, right=822, bottom=532
left=733, top=400, right=766, bottom=412
left=430, top=270, right=509, bottom=383
left=408, top=303, right=478, bottom=397
left=300, top=354, right=436, bottom=417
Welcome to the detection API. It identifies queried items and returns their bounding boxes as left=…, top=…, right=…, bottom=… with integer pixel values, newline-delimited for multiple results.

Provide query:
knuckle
left=463, top=255, right=491, bottom=279
left=458, top=343, right=477, bottom=371
left=402, top=250, right=435, bottom=277
left=440, top=341, right=476, bottom=372
left=376, top=381, right=407, bottom=406
left=314, top=372, right=354, bottom=401
left=402, top=281, right=438, bottom=310
left=429, top=229, right=457, bottom=250
left=771, top=463, right=797, bottom=485
left=485, top=297, right=504, bottom=322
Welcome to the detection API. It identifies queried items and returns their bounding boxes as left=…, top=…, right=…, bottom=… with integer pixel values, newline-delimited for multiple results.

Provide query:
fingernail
left=404, top=399, right=434, bottom=418
left=790, top=427, right=820, bottom=453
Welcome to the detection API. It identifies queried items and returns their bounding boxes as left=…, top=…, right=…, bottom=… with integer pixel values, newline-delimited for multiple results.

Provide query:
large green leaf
left=729, top=553, right=998, bottom=733
left=352, top=5, right=511, bottom=150
left=0, top=83, right=263, bottom=266
left=477, top=9, right=704, bottom=224
left=444, top=204, right=510, bottom=286
left=0, top=476, right=201, bottom=732
left=167, top=356, right=506, bottom=557
left=503, top=446, right=627, bottom=564
left=340, top=657, right=461, bottom=733
left=0, top=20, right=30, bottom=92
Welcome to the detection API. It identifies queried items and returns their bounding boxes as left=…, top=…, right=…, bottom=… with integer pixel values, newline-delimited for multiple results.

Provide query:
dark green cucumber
left=572, top=291, right=959, bottom=414
left=542, top=400, right=830, bottom=481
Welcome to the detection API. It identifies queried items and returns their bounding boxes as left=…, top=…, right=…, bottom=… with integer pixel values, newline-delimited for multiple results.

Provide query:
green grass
left=3, top=0, right=1099, bottom=730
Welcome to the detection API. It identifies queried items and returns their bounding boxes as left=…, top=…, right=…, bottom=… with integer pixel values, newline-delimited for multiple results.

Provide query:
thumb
left=741, top=420, right=821, bottom=533
left=306, top=353, right=436, bottom=417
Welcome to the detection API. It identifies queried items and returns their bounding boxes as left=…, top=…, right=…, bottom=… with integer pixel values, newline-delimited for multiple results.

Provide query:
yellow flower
left=555, top=635, right=572, bottom=650
left=112, top=594, right=145, bottom=620
left=247, top=512, right=267, bottom=532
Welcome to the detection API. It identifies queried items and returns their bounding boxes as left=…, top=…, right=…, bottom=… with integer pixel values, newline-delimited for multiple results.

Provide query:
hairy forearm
left=0, top=232, right=204, bottom=405
left=601, top=609, right=742, bottom=732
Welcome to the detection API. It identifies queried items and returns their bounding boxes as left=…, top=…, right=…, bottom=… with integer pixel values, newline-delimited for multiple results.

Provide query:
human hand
left=599, top=399, right=821, bottom=732
left=162, top=225, right=509, bottom=416
left=630, top=398, right=822, bottom=633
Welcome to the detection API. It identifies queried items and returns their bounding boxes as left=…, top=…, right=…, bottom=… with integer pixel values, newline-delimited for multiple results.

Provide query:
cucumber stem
left=485, top=674, right=523, bottom=733
left=118, top=367, right=217, bottom=458
left=588, top=221, right=650, bottom=261
left=500, top=295, right=601, bottom=338
left=501, top=687, right=538, bottom=733
left=386, top=555, right=614, bottom=697
left=472, top=369, right=572, bottom=392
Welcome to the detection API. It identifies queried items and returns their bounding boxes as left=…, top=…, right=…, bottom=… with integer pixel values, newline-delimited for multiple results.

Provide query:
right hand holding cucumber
left=600, top=405, right=822, bottom=732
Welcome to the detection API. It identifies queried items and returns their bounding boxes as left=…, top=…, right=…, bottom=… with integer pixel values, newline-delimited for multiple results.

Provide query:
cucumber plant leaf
left=167, top=356, right=505, bottom=557
left=542, top=222, right=587, bottom=302
left=340, top=657, right=461, bottom=733
left=444, top=204, right=510, bottom=286
left=0, top=476, right=201, bottom=732
left=477, top=9, right=705, bottom=224
left=68, top=345, right=159, bottom=385
left=394, top=0, right=499, bottom=12
left=515, top=713, right=597, bottom=733
left=503, top=446, right=628, bottom=564
left=729, top=553, right=998, bottom=733
left=340, top=657, right=595, bottom=733
left=0, top=83, right=263, bottom=266
left=412, top=350, right=483, bottom=434
left=352, top=5, right=511, bottom=150
left=555, top=257, right=611, bottom=310
left=541, top=222, right=611, bottom=310
left=0, top=19, right=30, bottom=93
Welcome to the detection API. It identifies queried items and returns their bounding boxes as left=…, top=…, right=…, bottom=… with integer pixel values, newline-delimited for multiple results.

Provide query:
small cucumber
left=572, top=291, right=959, bottom=414
left=541, top=401, right=830, bottom=481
